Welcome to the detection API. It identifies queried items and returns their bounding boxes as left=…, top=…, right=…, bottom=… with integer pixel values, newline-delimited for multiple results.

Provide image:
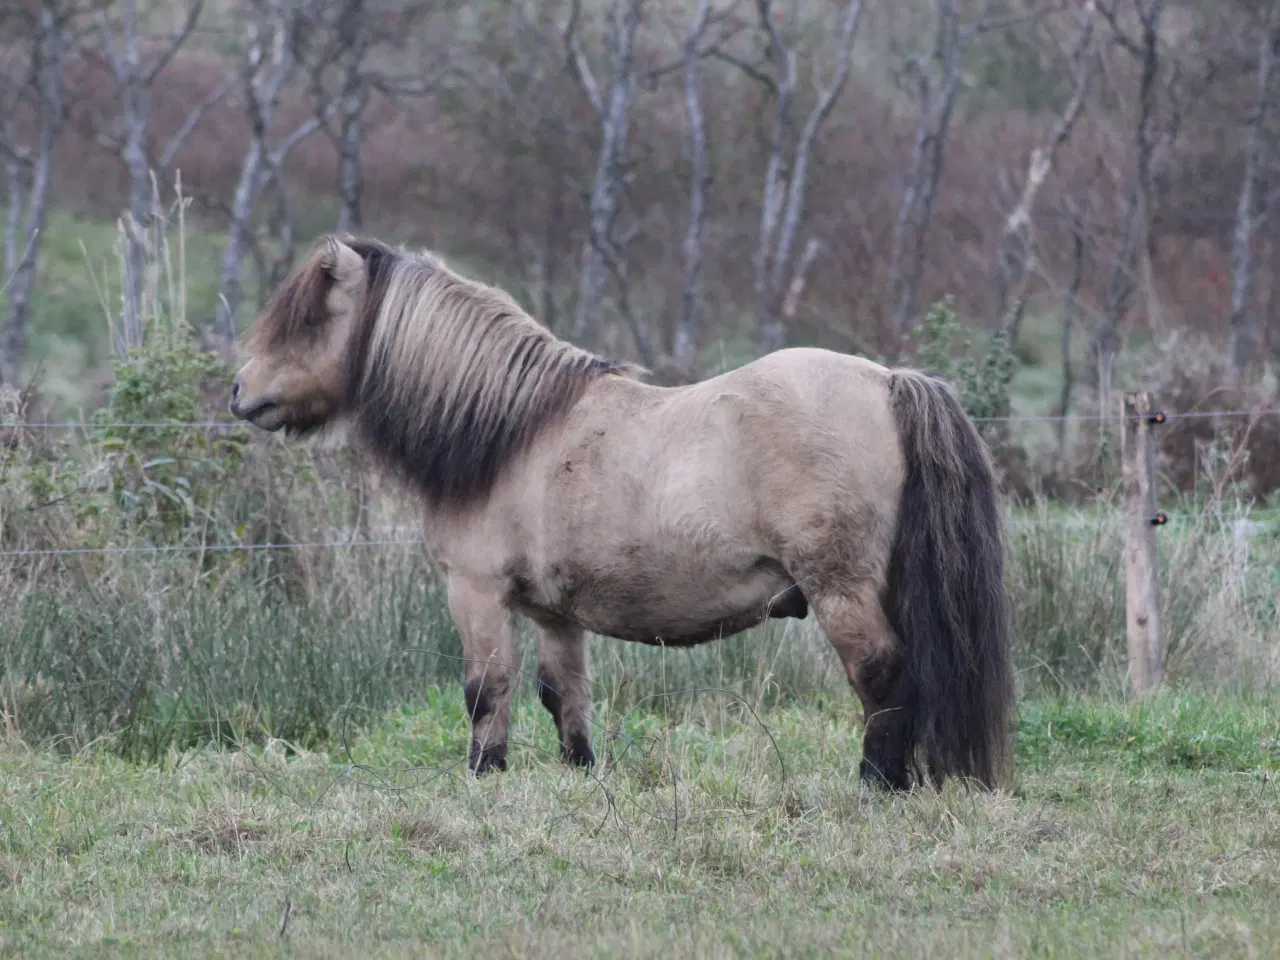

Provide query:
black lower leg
left=857, top=653, right=914, bottom=792
left=465, top=677, right=508, bottom=775
left=860, top=717, right=911, bottom=792
left=537, top=665, right=595, bottom=768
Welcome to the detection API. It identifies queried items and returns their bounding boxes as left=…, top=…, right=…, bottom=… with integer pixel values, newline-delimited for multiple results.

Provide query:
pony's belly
left=532, top=561, right=809, bottom=646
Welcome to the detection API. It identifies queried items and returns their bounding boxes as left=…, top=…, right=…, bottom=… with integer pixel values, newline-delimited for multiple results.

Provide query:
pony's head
left=229, top=233, right=637, bottom=506
left=229, top=235, right=389, bottom=435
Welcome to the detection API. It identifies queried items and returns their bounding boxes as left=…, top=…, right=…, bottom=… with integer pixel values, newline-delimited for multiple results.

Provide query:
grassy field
left=1, top=692, right=1277, bottom=957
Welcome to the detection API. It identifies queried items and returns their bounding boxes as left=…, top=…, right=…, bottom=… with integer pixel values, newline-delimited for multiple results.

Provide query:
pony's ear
left=319, top=237, right=364, bottom=286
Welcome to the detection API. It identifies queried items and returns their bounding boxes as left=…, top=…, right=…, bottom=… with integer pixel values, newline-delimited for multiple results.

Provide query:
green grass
left=1, top=692, right=1277, bottom=957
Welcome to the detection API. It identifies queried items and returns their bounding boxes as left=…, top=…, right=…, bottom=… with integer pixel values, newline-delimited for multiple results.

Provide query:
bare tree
left=308, top=0, right=374, bottom=233
left=886, top=2, right=969, bottom=350
left=991, top=2, right=1096, bottom=340
left=300, top=0, right=452, bottom=234
left=886, top=1, right=1056, bottom=354
left=454, top=3, right=584, bottom=334
left=564, top=0, right=658, bottom=364
left=0, top=0, right=84, bottom=385
left=1090, top=0, right=1169, bottom=400
left=1056, top=191, right=1091, bottom=463
left=886, top=0, right=965, bottom=350
left=213, top=0, right=323, bottom=345
left=739, top=0, right=864, bottom=354
left=671, top=0, right=727, bottom=374
left=90, top=0, right=204, bottom=355
left=1228, top=0, right=1280, bottom=379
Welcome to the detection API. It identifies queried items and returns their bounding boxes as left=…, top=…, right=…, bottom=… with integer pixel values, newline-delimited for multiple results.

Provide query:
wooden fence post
left=1121, top=392, right=1165, bottom=698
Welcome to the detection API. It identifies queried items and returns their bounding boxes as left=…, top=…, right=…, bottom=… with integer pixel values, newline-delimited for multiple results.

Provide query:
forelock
left=249, top=248, right=336, bottom=350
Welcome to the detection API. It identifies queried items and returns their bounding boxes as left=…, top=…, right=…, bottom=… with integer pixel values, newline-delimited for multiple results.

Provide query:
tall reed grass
left=1006, top=502, right=1280, bottom=697
left=4, top=475, right=1276, bottom=763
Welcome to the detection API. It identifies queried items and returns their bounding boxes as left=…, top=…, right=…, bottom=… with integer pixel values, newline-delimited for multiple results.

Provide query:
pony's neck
left=352, top=329, right=622, bottom=509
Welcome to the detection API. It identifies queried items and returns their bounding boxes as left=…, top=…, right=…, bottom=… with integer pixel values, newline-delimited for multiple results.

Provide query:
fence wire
left=2, top=511, right=1277, bottom=560
left=4, top=407, right=1277, bottom=431
left=0, top=538, right=423, bottom=559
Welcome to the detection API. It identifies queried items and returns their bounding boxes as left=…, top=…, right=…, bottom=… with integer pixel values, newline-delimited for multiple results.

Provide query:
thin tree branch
left=157, top=73, right=235, bottom=170
left=565, top=0, right=604, bottom=117
left=708, top=49, right=776, bottom=91
left=145, top=0, right=205, bottom=85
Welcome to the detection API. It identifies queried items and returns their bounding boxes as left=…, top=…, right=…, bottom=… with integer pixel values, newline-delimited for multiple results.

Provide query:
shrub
left=906, top=295, right=1019, bottom=431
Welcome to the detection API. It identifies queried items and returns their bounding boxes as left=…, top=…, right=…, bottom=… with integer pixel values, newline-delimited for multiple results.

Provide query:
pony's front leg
left=447, top=575, right=518, bottom=775
left=535, top=621, right=595, bottom=768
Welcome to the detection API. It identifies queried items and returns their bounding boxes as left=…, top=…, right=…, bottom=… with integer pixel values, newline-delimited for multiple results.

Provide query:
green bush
left=908, top=295, right=1019, bottom=427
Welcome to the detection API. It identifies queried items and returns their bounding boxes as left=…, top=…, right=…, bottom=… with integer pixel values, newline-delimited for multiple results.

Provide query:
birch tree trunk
left=750, top=0, right=864, bottom=354
left=566, top=0, right=645, bottom=354
left=0, top=0, right=72, bottom=386
left=1228, top=0, right=1280, bottom=380
left=672, top=0, right=714, bottom=373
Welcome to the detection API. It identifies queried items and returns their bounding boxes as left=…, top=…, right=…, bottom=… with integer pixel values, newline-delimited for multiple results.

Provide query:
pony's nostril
left=231, top=378, right=241, bottom=400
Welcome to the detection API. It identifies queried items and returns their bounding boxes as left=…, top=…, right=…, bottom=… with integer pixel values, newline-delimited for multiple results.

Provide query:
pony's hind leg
left=535, top=622, right=595, bottom=767
left=447, top=575, right=518, bottom=775
left=812, top=583, right=916, bottom=792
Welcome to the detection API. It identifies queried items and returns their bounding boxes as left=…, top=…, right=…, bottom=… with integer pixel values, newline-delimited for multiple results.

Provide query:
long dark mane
left=328, top=237, right=635, bottom=506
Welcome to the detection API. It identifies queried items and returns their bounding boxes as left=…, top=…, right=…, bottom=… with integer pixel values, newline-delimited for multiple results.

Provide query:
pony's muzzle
left=228, top=376, right=252, bottom=419
left=228, top=378, right=280, bottom=427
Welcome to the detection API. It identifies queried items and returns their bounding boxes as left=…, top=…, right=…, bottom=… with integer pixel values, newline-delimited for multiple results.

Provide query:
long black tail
left=885, top=370, right=1014, bottom=788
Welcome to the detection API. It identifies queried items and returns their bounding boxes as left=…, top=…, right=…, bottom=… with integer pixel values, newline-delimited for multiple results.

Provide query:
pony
left=229, top=235, right=1014, bottom=791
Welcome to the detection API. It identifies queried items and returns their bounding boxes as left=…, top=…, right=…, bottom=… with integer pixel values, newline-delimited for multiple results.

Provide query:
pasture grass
left=1, top=691, right=1277, bottom=957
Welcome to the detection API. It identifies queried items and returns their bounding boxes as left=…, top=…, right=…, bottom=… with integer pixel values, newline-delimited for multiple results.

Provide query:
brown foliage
left=1140, top=340, right=1280, bottom=500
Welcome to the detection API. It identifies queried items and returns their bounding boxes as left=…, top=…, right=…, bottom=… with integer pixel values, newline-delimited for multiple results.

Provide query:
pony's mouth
left=231, top=397, right=284, bottom=431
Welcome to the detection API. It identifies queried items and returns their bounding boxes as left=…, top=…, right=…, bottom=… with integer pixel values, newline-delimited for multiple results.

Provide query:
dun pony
left=230, top=235, right=1014, bottom=790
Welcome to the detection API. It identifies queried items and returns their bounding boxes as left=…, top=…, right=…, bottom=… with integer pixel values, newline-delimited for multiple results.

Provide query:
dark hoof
left=563, top=732, right=595, bottom=769
left=469, top=742, right=508, bottom=776
left=860, top=756, right=910, bottom=792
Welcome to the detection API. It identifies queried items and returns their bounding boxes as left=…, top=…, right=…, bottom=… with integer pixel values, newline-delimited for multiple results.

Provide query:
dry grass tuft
left=389, top=815, right=460, bottom=854
left=169, top=812, right=268, bottom=856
